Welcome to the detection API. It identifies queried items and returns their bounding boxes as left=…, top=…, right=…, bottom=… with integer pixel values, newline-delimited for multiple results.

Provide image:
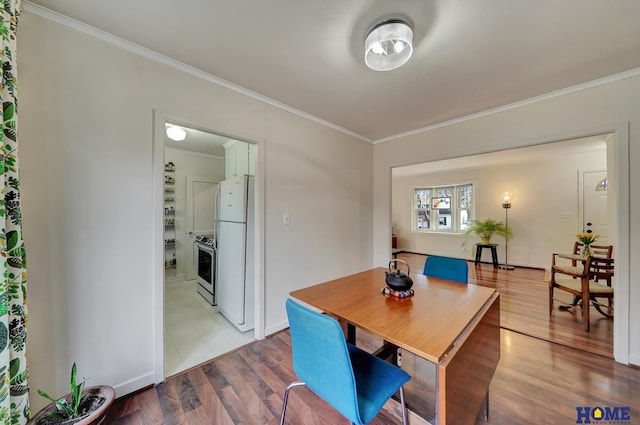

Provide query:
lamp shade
left=502, top=191, right=513, bottom=208
left=166, top=125, right=186, bottom=141
left=365, top=20, right=413, bottom=71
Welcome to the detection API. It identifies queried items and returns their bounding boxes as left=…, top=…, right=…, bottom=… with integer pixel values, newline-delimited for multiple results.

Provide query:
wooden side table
left=475, top=243, right=499, bottom=268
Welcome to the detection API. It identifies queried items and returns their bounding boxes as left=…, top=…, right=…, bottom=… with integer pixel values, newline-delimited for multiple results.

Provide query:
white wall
left=18, top=4, right=638, bottom=408
left=19, top=11, right=373, bottom=407
left=374, top=75, right=639, bottom=366
left=392, top=146, right=607, bottom=268
left=164, top=148, right=224, bottom=280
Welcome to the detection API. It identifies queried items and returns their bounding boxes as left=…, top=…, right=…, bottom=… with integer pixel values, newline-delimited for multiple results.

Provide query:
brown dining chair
left=589, top=256, right=615, bottom=315
left=553, top=242, right=613, bottom=276
left=550, top=242, right=613, bottom=308
left=576, top=241, right=612, bottom=257
left=549, top=255, right=614, bottom=331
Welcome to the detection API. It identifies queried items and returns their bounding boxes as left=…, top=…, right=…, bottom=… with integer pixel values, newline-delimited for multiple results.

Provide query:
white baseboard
left=265, top=320, right=289, bottom=336
left=113, top=371, right=156, bottom=398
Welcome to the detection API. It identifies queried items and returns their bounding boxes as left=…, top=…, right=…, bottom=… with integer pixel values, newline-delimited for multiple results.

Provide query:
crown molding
left=374, top=67, right=640, bottom=144
left=22, top=1, right=640, bottom=146
left=22, top=1, right=372, bottom=143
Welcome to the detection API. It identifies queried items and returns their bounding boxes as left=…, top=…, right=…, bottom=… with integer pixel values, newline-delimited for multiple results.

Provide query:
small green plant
left=463, top=218, right=512, bottom=244
left=37, top=363, right=86, bottom=420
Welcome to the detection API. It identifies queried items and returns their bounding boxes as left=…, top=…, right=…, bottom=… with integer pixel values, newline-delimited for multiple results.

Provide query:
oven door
left=196, top=244, right=216, bottom=305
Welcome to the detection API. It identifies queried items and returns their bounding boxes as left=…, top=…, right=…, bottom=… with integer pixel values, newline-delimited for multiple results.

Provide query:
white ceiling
left=164, top=123, right=231, bottom=157
left=26, top=0, right=640, bottom=142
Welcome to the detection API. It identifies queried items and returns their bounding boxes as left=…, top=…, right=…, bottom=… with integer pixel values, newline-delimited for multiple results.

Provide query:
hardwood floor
left=399, top=252, right=613, bottom=358
left=107, top=255, right=636, bottom=424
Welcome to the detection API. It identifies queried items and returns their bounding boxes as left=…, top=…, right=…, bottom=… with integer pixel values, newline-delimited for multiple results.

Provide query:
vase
left=582, top=245, right=592, bottom=258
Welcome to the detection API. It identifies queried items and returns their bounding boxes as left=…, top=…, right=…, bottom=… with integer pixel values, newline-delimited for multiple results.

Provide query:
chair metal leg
left=582, top=288, right=590, bottom=332
left=591, top=297, right=614, bottom=318
left=281, top=381, right=408, bottom=425
left=399, top=386, right=408, bottom=425
left=280, top=381, right=306, bottom=425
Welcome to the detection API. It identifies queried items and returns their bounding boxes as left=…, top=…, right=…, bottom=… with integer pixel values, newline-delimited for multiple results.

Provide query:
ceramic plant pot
left=28, top=386, right=116, bottom=425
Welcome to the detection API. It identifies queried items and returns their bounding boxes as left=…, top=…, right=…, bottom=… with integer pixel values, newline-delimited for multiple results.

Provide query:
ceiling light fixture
left=364, top=20, right=413, bottom=71
left=166, top=125, right=187, bottom=141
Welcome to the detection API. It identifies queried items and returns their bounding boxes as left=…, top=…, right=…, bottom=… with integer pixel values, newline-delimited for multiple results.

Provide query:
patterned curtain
left=0, top=1, right=29, bottom=424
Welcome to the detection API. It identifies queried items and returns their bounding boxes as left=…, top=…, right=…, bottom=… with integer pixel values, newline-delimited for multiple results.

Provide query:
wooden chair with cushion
left=578, top=242, right=613, bottom=258
left=549, top=254, right=614, bottom=332
left=588, top=256, right=615, bottom=315
left=550, top=243, right=613, bottom=306
left=554, top=242, right=613, bottom=276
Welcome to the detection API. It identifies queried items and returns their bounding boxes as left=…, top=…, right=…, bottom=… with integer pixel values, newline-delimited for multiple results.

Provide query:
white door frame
left=152, top=109, right=266, bottom=383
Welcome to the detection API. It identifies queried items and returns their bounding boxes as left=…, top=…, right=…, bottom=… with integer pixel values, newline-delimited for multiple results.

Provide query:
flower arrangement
left=576, top=232, right=600, bottom=245
left=576, top=232, right=600, bottom=257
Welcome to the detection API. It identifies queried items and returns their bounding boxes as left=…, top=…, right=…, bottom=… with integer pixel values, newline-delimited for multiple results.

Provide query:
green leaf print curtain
left=0, top=1, right=29, bottom=424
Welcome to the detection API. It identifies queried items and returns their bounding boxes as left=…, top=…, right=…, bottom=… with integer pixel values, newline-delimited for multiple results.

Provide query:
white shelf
left=164, top=162, right=177, bottom=271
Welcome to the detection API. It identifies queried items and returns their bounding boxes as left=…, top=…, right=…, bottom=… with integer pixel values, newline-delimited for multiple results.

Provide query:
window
left=414, top=183, right=474, bottom=233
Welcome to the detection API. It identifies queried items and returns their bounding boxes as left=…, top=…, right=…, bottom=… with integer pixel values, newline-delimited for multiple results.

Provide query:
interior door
left=582, top=170, right=608, bottom=245
left=186, top=175, right=218, bottom=280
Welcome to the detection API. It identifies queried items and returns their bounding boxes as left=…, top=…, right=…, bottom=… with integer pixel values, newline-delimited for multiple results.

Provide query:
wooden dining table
left=290, top=267, right=501, bottom=425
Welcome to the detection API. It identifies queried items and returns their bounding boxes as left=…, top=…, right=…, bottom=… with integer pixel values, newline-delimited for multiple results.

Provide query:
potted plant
left=28, top=363, right=115, bottom=425
left=464, top=218, right=513, bottom=244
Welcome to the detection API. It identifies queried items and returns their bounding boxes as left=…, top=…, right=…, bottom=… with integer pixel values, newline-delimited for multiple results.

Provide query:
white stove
left=195, top=235, right=216, bottom=305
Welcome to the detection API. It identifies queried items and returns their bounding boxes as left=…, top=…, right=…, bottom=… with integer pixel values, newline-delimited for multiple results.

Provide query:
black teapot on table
left=385, top=259, right=414, bottom=291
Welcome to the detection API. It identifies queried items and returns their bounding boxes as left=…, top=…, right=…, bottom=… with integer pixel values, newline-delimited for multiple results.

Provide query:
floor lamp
left=499, top=191, right=515, bottom=270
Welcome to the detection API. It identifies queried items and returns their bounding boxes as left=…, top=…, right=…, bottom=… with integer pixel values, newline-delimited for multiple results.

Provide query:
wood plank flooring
left=107, top=255, right=636, bottom=425
left=399, top=253, right=613, bottom=358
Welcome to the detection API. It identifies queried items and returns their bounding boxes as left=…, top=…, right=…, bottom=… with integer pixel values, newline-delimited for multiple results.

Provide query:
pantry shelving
left=164, top=162, right=176, bottom=270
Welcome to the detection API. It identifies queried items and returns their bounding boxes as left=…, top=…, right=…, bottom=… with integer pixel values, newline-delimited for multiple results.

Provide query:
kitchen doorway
left=153, top=111, right=264, bottom=381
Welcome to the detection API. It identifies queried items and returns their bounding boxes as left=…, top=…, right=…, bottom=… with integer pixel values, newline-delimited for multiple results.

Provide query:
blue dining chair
left=423, top=255, right=469, bottom=283
left=281, top=298, right=411, bottom=425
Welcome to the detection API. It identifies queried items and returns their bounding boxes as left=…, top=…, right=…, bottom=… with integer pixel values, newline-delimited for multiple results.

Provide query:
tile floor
left=164, top=279, right=255, bottom=377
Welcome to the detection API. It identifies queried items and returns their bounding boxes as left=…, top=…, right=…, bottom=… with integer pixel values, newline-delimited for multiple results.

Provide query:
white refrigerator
left=216, top=175, right=254, bottom=332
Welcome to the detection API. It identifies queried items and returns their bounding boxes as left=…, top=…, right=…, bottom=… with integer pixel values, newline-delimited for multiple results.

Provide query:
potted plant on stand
left=28, top=363, right=115, bottom=425
left=463, top=218, right=513, bottom=244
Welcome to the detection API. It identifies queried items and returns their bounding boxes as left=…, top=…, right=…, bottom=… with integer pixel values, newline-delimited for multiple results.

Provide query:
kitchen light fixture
left=166, top=125, right=186, bottom=141
left=364, top=20, right=413, bottom=71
